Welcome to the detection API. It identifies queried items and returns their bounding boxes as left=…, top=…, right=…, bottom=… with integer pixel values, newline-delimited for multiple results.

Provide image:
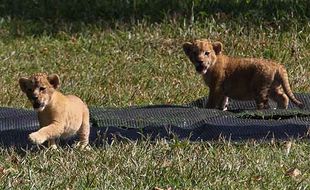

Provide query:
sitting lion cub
left=19, top=73, right=90, bottom=149
left=183, top=39, right=304, bottom=110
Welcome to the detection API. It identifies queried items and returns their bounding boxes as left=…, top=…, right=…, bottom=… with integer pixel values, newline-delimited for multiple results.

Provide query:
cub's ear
left=48, top=74, right=60, bottom=89
left=212, top=42, right=223, bottom=55
left=182, top=42, right=194, bottom=57
left=19, top=77, right=30, bottom=93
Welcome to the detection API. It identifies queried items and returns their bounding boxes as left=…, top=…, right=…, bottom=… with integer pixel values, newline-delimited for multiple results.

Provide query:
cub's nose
left=32, top=95, right=38, bottom=100
left=197, top=60, right=203, bottom=65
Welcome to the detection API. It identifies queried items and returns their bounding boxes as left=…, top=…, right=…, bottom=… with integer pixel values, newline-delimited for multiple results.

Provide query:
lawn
left=0, top=0, right=309, bottom=189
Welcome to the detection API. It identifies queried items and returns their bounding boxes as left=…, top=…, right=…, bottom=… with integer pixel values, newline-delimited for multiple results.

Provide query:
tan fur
left=183, top=39, right=304, bottom=110
left=19, top=73, right=90, bottom=149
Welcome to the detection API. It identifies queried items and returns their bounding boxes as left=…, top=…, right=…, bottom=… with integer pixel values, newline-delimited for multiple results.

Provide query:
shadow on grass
left=1, top=0, right=309, bottom=36
left=1, top=123, right=309, bottom=151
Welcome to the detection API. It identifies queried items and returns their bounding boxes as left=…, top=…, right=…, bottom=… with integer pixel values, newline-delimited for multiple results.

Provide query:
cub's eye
left=204, top=51, right=210, bottom=56
left=39, top=87, right=46, bottom=91
left=27, top=88, right=32, bottom=92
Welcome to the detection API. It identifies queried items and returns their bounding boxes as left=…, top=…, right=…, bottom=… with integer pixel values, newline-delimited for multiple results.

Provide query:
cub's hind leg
left=48, top=139, right=57, bottom=149
left=220, top=96, right=229, bottom=111
left=270, top=86, right=289, bottom=109
left=77, top=107, right=90, bottom=149
left=255, top=87, right=271, bottom=109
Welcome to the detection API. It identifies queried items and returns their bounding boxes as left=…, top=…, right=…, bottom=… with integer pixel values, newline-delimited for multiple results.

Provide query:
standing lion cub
left=19, top=73, right=90, bottom=149
left=183, top=39, right=304, bottom=110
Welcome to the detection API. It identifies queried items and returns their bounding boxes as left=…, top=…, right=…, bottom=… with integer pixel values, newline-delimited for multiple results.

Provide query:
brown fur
left=183, top=39, right=304, bottom=110
left=19, top=73, right=90, bottom=149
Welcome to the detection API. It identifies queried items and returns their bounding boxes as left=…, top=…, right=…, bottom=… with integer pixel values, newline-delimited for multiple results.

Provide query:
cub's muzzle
left=32, top=100, right=44, bottom=109
left=195, top=64, right=204, bottom=73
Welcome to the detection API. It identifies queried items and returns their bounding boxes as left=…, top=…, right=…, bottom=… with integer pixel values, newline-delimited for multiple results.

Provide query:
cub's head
left=183, top=39, right=222, bottom=74
left=19, top=73, right=60, bottom=112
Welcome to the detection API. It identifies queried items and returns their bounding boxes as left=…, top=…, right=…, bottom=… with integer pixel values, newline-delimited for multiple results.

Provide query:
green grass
left=0, top=1, right=310, bottom=189
left=0, top=139, right=309, bottom=189
left=1, top=19, right=309, bottom=108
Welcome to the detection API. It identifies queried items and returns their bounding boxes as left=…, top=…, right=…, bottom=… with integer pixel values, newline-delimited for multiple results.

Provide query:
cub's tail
left=277, top=66, right=304, bottom=109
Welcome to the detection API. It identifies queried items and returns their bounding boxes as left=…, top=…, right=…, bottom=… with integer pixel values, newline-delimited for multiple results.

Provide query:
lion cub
left=19, top=73, right=90, bottom=149
left=183, top=39, right=304, bottom=110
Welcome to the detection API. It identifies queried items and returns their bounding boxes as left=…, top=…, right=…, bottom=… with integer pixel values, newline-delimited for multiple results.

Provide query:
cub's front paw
left=29, top=132, right=46, bottom=145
